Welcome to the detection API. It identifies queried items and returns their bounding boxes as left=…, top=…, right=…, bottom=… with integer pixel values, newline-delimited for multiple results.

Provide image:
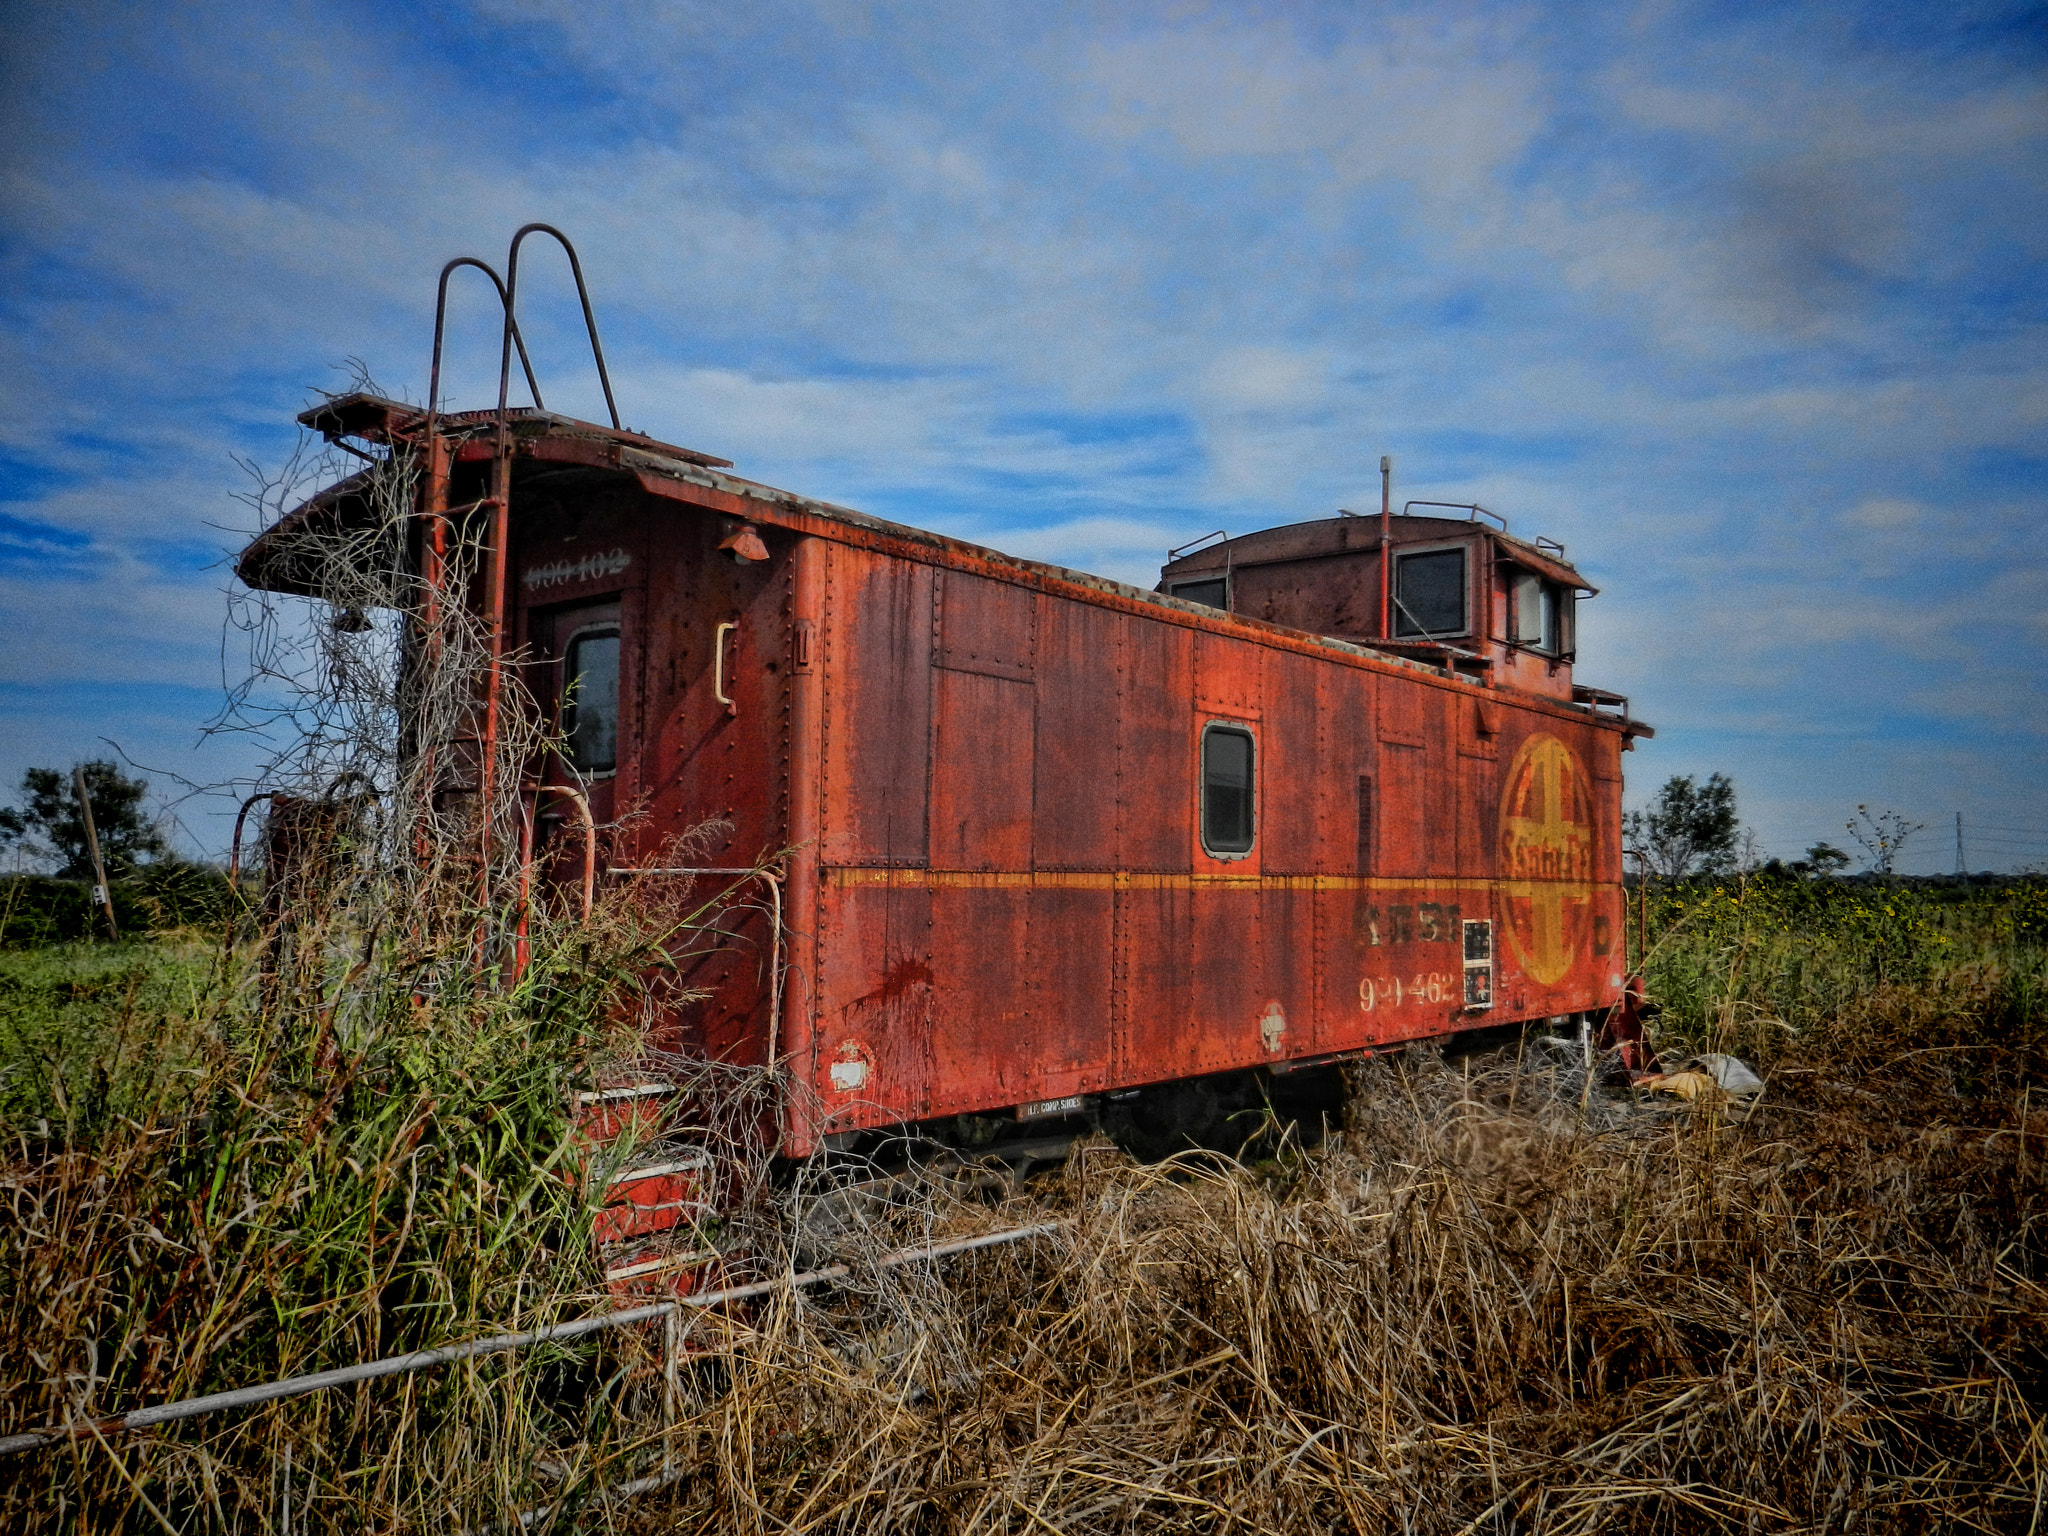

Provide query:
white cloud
left=1, top=0, right=2044, bottom=864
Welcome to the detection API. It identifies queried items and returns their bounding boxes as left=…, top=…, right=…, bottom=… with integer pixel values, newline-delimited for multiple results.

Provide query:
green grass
left=0, top=888, right=702, bottom=1530
left=1633, top=875, right=2048, bottom=1081
left=0, top=935, right=222, bottom=1130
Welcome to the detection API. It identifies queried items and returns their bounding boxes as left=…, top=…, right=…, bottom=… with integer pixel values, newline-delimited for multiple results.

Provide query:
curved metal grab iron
left=532, top=782, right=597, bottom=921
left=428, top=257, right=542, bottom=421
left=225, top=791, right=276, bottom=899
left=495, top=224, right=622, bottom=431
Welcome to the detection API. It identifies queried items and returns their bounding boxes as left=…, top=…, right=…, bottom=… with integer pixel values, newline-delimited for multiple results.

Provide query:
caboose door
left=531, top=597, right=625, bottom=873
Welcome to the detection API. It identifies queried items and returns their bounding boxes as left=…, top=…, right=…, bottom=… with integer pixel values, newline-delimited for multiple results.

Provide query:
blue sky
left=3, top=0, right=2044, bottom=871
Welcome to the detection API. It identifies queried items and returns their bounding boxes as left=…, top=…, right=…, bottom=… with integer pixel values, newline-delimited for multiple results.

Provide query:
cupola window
left=1510, top=571, right=1572, bottom=656
left=1394, top=548, right=1467, bottom=638
left=1168, top=577, right=1228, bottom=611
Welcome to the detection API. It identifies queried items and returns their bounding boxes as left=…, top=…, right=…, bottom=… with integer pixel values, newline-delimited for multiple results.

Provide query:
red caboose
left=244, top=392, right=1650, bottom=1163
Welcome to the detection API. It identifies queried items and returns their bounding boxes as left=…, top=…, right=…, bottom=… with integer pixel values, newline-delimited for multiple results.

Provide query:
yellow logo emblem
left=1498, top=733, right=1596, bottom=986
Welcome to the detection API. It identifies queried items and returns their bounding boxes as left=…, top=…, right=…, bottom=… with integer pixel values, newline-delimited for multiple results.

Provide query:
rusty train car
left=242, top=384, right=1651, bottom=1172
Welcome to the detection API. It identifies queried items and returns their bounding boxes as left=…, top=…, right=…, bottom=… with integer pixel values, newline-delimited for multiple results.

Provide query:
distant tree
left=1846, top=805, right=1925, bottom=877
left=0, top=761, right=174, bottom=880
left=1789, top=841, right=1851, bottom=877
left=1625, top=773, right=1739, bottom=881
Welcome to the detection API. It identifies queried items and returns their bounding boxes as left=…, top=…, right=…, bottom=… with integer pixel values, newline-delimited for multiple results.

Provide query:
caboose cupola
left=1157, top=503, right=1596, bottom=702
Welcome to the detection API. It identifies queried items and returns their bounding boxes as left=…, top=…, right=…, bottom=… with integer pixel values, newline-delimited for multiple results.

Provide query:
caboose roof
left=236, top=393, right=1642, bottom=732
left=1160, top=515, right=1595, bottom=595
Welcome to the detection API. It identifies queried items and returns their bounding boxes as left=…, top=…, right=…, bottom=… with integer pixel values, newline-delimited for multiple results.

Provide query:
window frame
left=1391, top=542, right=1471, bottom=640
left=1167, top=575, right=1231, bottom=613
left=559, top=622, right=623, bottom=780
left=1199, top=720, right=1258, bottom=860
left=1510, top=570, right=1553, bottom=652
left=1507, top=567, right=1575, bottom=658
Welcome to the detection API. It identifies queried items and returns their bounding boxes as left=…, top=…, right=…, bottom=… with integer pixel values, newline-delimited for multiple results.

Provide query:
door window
left=563, top=628, right=620, bottom=775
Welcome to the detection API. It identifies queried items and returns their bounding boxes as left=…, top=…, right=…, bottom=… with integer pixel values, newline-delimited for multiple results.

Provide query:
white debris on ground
left=1637, top=1052, right=1766, bottom=1101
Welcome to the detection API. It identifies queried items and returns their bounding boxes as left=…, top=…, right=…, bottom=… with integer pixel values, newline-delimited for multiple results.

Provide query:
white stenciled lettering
left=521, top=548, right=631, bottom=589
left=1358, top=972, right=1461, bottom=1011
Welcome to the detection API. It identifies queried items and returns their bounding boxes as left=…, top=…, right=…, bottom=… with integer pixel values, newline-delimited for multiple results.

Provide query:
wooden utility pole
left=73, top=765, right=119, bottom=940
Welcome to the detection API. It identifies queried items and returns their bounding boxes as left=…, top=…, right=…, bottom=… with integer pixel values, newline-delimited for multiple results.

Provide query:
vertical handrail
left=713, top=621, right=738, bottom=715
left=481, top=226, right=623, bottom=966
left=224, top=791, right=275, bottom=957
left=424, top=257, right=543, bottom=971
left=226, top=792, right=276, bottom=899
left=1378, top=454, right=1392, bottom=640
left=536, top=785, right=598, bottom=920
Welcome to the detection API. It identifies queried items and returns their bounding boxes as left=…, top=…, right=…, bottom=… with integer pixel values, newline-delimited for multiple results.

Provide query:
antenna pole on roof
left=1378, top=455, right=1393, bottom=639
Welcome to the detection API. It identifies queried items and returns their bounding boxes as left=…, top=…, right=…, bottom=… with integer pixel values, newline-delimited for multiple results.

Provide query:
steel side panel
left=930, top=671, right=1035, bottom=871
left=636, top=511, right=789, bottom=1063
left=936, top=569, right=1038, bottom=680
left=787, top=547, right=1632, bottom=1128
left=821, top=548, right=932, bottom=866
left=1590, top=729, right=1625, bottom=884
left=1021, top=886, right=1114, bottom=1099
left=1321, top=666, right=1374, bottom=879
left=1116, top=618, right=1192, bottom=873
left=927, top=887, right=1033, bottom=1108
left=1258, top=883, right=1315, bottom=1061
left=1376, top=742, right=1428, bottom=877
left=1187, top=886, right=1263, bottom=1074
left=1310, top=666, right=1374, bottom=1053
left=812, top=882, right=935, bottom=1127
left=1338, top=883, right=1480, bottom=1043
left=1489, top=711, right=1613, bottom=1018
left=1116, top=885, right=1197, bottom=1083
left=1457, top=737, right=1498, bottom=882
left=1194, top=629, right=1261, bottom=719
left=638, top=507, right=788, bottom=864
left=1260, top=652, right=1321, bottom=874
left=1033, top=599, right=1121, bottom=869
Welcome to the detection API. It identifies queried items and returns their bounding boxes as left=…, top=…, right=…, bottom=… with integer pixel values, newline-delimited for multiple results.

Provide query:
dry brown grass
left=628, top=1033, right=2046, bottom=1536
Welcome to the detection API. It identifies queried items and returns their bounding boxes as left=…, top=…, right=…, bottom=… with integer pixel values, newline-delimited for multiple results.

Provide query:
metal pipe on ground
left=0, top=1220, right=1067, bottom=1458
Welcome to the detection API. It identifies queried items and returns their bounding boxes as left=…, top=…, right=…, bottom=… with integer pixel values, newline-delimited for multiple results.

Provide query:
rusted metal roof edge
left=1492, top=534, right=1597, bottom=595
left=234, top=466, right=380, bottom=595
left=626, top=460, right=1637, bottom=736
left=299, top=393, right=735, bottom=468
left=239, top=403, right=1638, bottom=735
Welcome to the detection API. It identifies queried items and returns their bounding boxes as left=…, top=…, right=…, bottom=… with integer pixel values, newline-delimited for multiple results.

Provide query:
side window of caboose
left=1200, top=723, right=1256, bottom=857
left=562, top=628, right=621, bottom=776
left=1394, top=548, right=1466, bottom=638
left=1511, top=571, right=1555, bottom=651
left=1511, top=571, right=1573, bottom=655
left=1169, top=577, right=1228, bottom=611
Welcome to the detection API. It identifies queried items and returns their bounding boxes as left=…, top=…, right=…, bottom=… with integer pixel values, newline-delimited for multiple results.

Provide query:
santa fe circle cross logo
left=1497, top=732, right=1597, bottom=987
